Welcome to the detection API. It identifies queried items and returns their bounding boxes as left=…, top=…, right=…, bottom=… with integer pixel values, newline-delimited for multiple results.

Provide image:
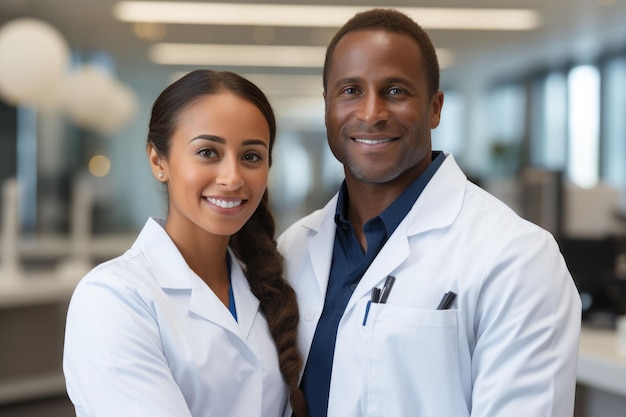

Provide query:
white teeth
left=355, top=138, right=393, bottom=144
left=207, top=198, right=243, bottom=208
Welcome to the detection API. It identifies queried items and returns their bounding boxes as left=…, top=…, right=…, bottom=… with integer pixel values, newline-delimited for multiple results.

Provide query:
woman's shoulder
left=71, top=247, right=157, bottom=305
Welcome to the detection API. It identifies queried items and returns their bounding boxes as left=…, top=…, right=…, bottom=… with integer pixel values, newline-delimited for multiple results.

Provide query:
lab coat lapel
left=187, top=270, right=244, bottom=338
left=405, top=153, right=466, bottom=236
left=139, top=220, right=256, bottom=341
left=347, top=220, right=410, bottom=312
left=187, top=253, right=260, bottom=342
left=229, top=253, right=260, bottom=340
left=346, top=154, right=465, bottom=312
left=305, top=196, right=338, bottom=302
left=139, top=218, right=192, bottom=291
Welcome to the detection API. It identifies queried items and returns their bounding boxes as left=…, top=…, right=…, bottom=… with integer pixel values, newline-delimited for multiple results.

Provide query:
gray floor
left=0, top=395, right=74, bottom=417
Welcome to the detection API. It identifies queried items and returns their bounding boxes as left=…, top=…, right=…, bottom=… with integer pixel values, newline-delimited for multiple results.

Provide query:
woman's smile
left=205, top=196, right=247, bottom=213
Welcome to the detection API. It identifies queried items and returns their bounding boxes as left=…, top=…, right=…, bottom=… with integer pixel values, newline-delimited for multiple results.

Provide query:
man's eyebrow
left=333, top=77, right=361, bottom=86
left=242, top=139, right=268, bottom=148
left=384, top=77, right=415, bottom=86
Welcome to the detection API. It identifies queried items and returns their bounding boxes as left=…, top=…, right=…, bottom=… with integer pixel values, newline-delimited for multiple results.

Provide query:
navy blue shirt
left=300, top=151, right=446, bottom=417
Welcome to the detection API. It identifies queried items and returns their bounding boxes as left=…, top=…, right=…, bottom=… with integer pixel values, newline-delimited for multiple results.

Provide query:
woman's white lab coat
left=278, top=154, right=581, bottom=417
left=63, top=217, right=288, bottom=417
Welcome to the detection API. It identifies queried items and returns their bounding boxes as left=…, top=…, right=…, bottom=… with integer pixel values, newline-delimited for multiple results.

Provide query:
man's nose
left=356, top=93, right=389, bottom=125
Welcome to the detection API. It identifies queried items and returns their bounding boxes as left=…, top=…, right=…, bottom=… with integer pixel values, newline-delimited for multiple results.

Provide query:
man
left=278, top=8, right=581, bottom=417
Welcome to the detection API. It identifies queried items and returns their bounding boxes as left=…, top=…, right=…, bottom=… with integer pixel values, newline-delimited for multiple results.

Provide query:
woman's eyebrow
left=191, top=134, right=224, bottom=144
left=191, top=135, right=267, bottom=148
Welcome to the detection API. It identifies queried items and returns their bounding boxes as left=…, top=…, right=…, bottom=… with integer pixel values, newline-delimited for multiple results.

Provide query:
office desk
left=0, top=274, right=79, bottom=405
left=576, top=325, right=626, bottom=416
left=0, top=234, right=134, bottom=407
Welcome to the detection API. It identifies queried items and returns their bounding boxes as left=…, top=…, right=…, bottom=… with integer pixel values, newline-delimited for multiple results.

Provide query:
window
left=530, top=72, right=567, bottom=170
left=432, top=89, right=464, bottom=156
left=602, top=57, right=626, bottom=187
left=567, top=65, right=600, bottom=188
left=486, top=84, right=526, bottom=177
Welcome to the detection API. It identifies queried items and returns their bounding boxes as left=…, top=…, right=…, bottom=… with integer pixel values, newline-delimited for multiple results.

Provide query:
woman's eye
left=243, top=153, right=262, bottom=162
left=198, top=148, right=217, bottom=158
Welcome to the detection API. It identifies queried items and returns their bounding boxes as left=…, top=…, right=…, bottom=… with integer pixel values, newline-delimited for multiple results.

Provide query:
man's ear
left=429, top=91, right=444, bottom=129
left=323, top=90, right=328, bottom=128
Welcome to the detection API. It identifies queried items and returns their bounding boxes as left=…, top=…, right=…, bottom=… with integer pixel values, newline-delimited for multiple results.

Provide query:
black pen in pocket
left=379, top=275, right=395, bottom=304
left=436, top=291, right=457, bottom=310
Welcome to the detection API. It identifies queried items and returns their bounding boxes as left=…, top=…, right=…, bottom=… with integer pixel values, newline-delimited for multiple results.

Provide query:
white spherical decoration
left=62, top=65, right=138, bottom=135
left=62, top=65, right=115, bottom=129
left=0, top=18, right=70, bottom=106
left=93, top=81, right=138, bottom=135
left=35, top=76, right=69, bottom=111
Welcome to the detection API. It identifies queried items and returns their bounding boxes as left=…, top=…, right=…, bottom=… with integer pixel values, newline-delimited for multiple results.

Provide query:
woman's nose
left=216, top=157, right=244, bottom=190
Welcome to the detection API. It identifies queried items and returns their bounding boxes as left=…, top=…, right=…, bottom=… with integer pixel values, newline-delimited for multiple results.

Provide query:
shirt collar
left=334, top=151, right=446, bottom=236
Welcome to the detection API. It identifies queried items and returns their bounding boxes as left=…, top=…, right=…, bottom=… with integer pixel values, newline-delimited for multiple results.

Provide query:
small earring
left=158, top=172, right=164, bottom=179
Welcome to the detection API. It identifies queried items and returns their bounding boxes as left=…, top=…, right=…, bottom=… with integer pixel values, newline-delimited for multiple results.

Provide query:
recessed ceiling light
left=149, top=44, right=327, bottom=68
left=114, top=2, right=541, bottom=31
left=149, top=43, right=454, bottom=69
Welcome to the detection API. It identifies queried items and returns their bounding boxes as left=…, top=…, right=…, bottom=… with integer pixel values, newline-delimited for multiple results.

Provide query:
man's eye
left=389, top=88, right=404, bottom=95
left=342, top=87, right=358, bottom=95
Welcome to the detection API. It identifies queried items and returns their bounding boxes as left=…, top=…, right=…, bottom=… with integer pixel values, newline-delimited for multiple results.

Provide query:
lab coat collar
left=298, top=154, right=466, bottom=312
left=405, top=153, right=465, bottom=236
left=228, top=256, right=260, bottom=339
left=187, top=257, right=260, bottom=340
left=134, top=217, right=260, bottom=340
left=302, top=194, right=339, bottom=233
left=347, top=221, right=411, bottom=312
left=134, top=217, right=191, bottom=290
left=300, top=153, right=464, bottom=238
left=303, top=195, right=339, bottom=298
left=348, top=153, right=466, bottom=309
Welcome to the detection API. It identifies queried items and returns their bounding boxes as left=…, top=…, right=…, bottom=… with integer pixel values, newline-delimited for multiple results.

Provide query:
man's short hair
left=323, top=8, right=440, bottom=96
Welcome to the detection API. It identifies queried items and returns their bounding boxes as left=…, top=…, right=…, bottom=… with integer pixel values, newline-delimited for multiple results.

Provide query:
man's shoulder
left=460, top=181, right=557, bottom=246
left=278, top=195, right=338, bottom=248
left=278, top=206, right=328, bottom=242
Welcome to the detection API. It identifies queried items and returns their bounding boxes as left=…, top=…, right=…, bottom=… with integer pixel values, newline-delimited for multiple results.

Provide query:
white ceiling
left=1, top=0, right=626, bottom=112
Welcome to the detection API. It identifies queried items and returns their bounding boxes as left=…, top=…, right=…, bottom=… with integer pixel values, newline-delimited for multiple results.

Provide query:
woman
left=63, top=69, right=306, bottom=417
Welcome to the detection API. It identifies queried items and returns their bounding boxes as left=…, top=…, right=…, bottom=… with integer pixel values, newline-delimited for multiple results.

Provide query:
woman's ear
left=147, top=144, right=167, bottom=182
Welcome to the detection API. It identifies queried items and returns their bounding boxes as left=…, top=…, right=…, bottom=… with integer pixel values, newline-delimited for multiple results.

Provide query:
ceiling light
left=150, top=44, right=326, bottom=67
left=133, top=22, right=166, bottom=41
left=171, top=72, right=324, bottom=97
left=114, top=2, right=541, bottom=31
left=149, top=43, right=453, bottom=69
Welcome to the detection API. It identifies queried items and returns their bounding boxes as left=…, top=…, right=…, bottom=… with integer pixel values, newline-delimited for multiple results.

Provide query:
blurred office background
left=0, top=1, right=626, bottom=416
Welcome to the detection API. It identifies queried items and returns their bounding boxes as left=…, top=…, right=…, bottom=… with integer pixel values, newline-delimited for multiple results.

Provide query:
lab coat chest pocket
left=366, top=304, right=467, bottom=417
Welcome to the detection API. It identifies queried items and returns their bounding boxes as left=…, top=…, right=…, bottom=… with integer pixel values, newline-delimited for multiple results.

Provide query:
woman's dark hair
left=323, top=8, right=440, bottom=97
left=147, top=69, right=307, bottom=417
